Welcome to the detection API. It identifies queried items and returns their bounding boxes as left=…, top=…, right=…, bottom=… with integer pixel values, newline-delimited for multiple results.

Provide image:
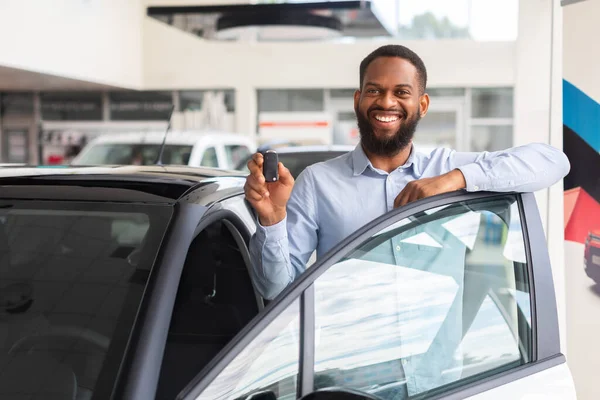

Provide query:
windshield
left=73, top=143, right=193, bottom=166
left=236, top=151, right=349, bottom=178
left=0, top=200, right=172, bottom=399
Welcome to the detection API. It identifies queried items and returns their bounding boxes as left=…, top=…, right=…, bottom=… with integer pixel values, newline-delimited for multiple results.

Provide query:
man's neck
left=362, top=143, right=412, bottom=173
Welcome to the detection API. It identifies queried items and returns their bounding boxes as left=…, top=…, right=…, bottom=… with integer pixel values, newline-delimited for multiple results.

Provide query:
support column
left=514, top=0, right=566, bottom=353
left=235, top=85, right=257, bottom=140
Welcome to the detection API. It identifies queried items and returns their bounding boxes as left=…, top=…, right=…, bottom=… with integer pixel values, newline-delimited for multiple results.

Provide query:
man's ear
left=419, top=93, right=430, bottom=117
left=354, top=90, right=361, bottom=111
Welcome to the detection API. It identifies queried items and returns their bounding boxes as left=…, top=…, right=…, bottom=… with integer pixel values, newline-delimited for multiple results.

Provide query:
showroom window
left=41, top=92, right=103, bottom=121
left=258, top=89, right=324, bottom=112
left=109, top=91, right=174, bottom=121
left=469, top=88, right=514, bottom=152
left=179, top=90, right=235, bottom=113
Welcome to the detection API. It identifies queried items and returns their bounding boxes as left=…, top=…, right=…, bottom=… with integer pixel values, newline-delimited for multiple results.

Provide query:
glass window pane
left=180, top=90, right=235, bottom=113
left=201, top=147, right=219, bottom=168
left=471, top=88, right=513, bottom=118
left=224, top=145, right=251, bottom=169
left=0, top=201, right=171, bottom=399
left=397, top=0, right=518, bottom=41
left=413, top=111, right=456, bottom=149
left=427, top=88, right=465, bottom=97
left=470, top=125, right=513, bottom=152
left=41, top=92, right=103, bottom=121
left=258, top=90, right=324, bottom=112
left=73, top=143, right=193, bottom=166
left=196, top=299, right=300, bottom=400
left=1, top=93, right=33, bottom=116
left=109, top=91, right=173, bottom=121
left=313, top=196, right=531, bottom=399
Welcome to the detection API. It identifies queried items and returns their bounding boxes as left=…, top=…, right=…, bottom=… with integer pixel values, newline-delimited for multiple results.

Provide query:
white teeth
left=374, top=115, right=399, bottom=122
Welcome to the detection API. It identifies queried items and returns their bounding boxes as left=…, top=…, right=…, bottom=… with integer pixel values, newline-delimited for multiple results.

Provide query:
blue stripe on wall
left=563, top=79, right=600, bottom=152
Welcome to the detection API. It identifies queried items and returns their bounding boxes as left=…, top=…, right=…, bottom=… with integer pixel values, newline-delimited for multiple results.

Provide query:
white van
left=71, top=131, right=256, bottom=170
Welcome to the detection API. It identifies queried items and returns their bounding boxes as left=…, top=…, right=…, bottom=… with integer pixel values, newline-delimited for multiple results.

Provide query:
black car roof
left=0, top=165, right=247, bottom=203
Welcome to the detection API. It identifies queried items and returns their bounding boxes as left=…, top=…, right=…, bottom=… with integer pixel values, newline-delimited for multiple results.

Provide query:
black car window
left=156, top=218, right=261, bottom=399
left=0, top=201, right=172, bottom=400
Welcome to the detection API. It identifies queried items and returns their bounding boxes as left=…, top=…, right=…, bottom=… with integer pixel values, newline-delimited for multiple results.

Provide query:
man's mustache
left=366, top=106, right=407, bottom=118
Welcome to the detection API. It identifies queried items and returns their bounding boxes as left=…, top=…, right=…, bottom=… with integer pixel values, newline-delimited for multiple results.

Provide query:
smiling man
left=244, top=44, right=570, bottom=300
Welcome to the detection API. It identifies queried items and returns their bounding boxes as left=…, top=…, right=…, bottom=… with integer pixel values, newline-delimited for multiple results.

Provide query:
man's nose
left=377, top=91, right=397, bottom=109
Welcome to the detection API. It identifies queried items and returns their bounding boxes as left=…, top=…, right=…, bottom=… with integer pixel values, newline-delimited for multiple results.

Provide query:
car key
left=263, top=150, right=279, bottom=182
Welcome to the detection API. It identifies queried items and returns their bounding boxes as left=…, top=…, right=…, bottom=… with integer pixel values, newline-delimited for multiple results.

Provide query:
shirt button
left=473, top=185, right=480, bottom=191
left=396, top=245, right=401, bottom=251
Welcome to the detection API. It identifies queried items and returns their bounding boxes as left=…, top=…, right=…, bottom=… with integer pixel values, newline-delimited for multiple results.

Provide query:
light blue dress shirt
left=248, top=142, right=569, bottom=397
left=249, top=142, right=570, bottom=300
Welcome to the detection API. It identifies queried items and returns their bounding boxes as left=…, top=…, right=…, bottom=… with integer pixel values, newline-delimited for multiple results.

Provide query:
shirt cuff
left=255, top=215, right=288, bottom=243
left=456, top=163, right=487, bottom=192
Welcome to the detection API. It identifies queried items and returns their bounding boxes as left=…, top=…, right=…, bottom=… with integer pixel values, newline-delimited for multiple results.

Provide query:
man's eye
left=367, top=89, right=379, bottom=94
left=397, top=90, right=409, bottom=95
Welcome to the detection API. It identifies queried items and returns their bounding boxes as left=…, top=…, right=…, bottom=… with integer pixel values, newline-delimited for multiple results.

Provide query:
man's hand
left=394, top=169, right=466, bottom=208
left=244, top=152, right=295, bottom=226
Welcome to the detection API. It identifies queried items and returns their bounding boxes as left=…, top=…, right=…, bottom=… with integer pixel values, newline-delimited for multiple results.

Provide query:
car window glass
left=311, top=195, right=532, bottom=399
left=224, top=145, right=251, bottom=169
left=0, top=201, right=172, bottom=400
left=73, top=144, right=192, bottom=165
left=194, top=298, right=300, bottom=400
left=201, top=147, right=219, bottom=168
left=157, top=220, right=261, bottom=399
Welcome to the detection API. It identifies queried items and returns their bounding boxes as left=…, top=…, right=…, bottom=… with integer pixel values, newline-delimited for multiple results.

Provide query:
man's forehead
left=364, top=57, right=418, bottom=82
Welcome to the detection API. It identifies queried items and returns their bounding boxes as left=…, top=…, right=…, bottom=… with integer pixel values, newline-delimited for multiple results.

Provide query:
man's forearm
left=454, top=143, right=570, bottom=193
left=248, top=218, right=296, bottom=300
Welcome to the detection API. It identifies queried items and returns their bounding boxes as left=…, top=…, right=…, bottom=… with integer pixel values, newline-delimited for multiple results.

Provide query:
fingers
left=244, top=180, right=268, bottom=202
left=277, top=162, right=294, bottom=186
left=247, top=153, right=264, bottom=175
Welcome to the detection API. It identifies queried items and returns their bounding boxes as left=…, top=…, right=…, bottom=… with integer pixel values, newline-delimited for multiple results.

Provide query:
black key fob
left=263, top=150, right=279, bottom=182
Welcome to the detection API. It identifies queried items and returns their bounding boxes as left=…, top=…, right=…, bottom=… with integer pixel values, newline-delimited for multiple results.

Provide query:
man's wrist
left=448, top=169, right=467, bottom=190
left=259, top=211, right=287, bottom=227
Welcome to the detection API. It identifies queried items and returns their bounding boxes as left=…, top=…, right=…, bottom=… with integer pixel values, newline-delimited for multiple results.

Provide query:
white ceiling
left=0, top=65, right=122, bottom=91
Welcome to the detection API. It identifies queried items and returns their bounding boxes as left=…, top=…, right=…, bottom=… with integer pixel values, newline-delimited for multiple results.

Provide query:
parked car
left=584, top=229, right=600, bottom=281
left=0, top=166, right=575, bottom=400
left=71, top=131, right=256, bottom=170
left=235, top=145, right=355, bottom=178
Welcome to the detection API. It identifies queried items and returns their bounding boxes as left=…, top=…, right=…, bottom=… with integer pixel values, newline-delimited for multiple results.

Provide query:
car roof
left=0, top=165, right=246, bottom=203
left=87, top=131, right=256, bottom=146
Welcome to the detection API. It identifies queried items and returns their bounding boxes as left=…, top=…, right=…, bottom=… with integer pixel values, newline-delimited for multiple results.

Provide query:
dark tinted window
left=0, top=201, right=172, bottom=400
left=73, top=143, right=193, bottom=166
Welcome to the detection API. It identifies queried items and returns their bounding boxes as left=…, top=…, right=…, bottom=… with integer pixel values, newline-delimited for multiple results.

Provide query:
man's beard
left=356, top=107, right=421, bottom=157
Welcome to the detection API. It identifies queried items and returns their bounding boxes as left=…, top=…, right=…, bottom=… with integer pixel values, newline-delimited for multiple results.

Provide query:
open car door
left=175, top=191, right=576, bottom=400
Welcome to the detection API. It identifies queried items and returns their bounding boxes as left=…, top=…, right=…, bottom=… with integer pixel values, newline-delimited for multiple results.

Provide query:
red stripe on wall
left=259, top=121, right=329, bottom=128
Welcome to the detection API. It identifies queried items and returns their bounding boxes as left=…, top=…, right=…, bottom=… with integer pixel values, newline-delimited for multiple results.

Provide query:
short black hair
left=359, top=44, right=427, bottom=94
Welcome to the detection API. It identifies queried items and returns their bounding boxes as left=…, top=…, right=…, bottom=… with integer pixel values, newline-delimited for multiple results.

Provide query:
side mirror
left=300, top=387, right=381, bottom=400
left=245, top=390, right=277, bottom=400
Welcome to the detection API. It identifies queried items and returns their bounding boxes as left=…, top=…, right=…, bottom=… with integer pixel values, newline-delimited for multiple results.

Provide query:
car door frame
left=177, top=190, right=565, bottom=400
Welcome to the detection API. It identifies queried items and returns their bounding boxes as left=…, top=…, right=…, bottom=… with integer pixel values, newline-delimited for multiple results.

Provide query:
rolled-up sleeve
left=448, top=143, right=570, bottom=192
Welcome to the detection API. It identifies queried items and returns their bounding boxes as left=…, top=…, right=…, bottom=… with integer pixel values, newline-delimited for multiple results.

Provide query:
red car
left=584, top=229, right=600, bottom=281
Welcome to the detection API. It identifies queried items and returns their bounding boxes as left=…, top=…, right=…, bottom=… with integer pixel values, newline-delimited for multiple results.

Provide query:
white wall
left=0, top=0, right=144, bottom=89
left=563, top=0, right=600, bottom=98
left=143, top=17, right=516, bottom=90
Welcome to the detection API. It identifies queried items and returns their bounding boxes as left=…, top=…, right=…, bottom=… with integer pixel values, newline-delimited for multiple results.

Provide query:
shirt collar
left=351, top=142, right=417, bottom=176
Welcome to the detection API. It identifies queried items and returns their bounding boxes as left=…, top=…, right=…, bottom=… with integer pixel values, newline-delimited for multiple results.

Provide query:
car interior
left=156, top=217, right=262, bottom=400
left=0, top=208, right=160, bottom=400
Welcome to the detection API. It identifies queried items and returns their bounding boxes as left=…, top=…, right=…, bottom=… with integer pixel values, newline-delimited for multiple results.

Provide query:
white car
left=71, top=131, right=256, bottom=170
